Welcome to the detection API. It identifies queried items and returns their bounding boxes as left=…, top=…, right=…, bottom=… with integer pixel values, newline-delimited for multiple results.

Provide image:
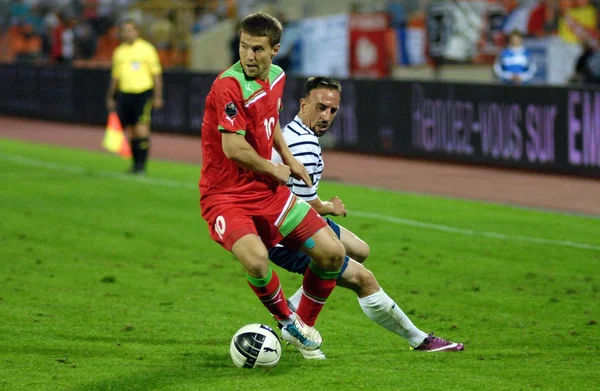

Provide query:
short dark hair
left=120, top=18, right=139, bottom=30
left=239, top=12, right=282, bottom=47
left=303, top=77, right=342, bottom=99
left=508, top=29, right=523, bottom=40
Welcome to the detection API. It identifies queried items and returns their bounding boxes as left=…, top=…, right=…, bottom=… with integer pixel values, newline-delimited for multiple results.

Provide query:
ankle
left=278, top=312, right=297, bottom=327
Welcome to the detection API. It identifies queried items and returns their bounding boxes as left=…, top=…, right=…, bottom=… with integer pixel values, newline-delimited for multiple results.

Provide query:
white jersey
left=272, top=115, right=323, bottom=202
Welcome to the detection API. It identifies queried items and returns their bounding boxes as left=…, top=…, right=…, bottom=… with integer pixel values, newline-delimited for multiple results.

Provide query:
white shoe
left=294, top=343, right=327, bottom=360
left=281, top=316, right=322, bottom=351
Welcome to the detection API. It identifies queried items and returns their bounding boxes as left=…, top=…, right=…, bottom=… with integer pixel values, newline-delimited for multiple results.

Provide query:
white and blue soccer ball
left=230, top=323, right=281, bottom=368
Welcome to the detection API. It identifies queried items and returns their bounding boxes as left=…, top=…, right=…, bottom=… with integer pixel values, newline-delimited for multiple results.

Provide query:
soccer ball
left=230, top=323, right=281, bottom=368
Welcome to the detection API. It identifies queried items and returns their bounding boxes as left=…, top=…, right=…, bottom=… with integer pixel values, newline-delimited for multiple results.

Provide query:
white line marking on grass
left=2, top=152, right=599, bottom=252
left=0, top=153, right=198, bottom=190
left=351, top=211, right=600, bottom=251
left=349, top=183, right=600, bottom=221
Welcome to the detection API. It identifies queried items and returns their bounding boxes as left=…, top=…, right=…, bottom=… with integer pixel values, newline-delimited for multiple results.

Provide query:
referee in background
left=106, top=19, right=164, bottom=175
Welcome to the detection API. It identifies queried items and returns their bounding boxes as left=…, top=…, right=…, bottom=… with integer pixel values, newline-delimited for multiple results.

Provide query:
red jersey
left=200, top=62, right=286, bottom=208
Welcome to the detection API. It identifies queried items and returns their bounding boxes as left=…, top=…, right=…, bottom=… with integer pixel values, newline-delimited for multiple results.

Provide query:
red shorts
left=201, top=186, right=327, bottom=251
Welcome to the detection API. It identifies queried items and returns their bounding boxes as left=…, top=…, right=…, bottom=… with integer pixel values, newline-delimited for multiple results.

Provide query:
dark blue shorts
left=268, top=218, right=350, bottom=279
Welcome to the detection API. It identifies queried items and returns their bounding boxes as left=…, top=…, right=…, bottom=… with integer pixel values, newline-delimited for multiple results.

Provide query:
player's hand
left=272, top=163, right=291, bottom=184
left=106, top=99, right=116, bottom=112
left=289, top=158, right=312, bottom=187
left=330, top=196, right=347, bottom=217
left=153, top=96, right=164, bottom=109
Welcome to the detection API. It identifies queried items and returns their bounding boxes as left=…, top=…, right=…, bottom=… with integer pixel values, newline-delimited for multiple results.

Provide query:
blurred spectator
left=61, top=17, right=76, bottom=64
left=151, top=10, right=174, bottom=50
left=229, top=19, right=241, bottom=64
left=554, top=0, right=598, bottom=83
left=172, top=9, right=193, bottom=68
left=13, top=22, right=42, bottom=62
left=74, top=18, right=97, bottom=59
left=50, top=13, right=65, bottom=63
left=193, top=6, right=219, bottom=34
left=42, top=9, right=60, bottom=56
left=443, top=1, right=485, bottom=63
left=273, top=12, right=298, bottom=73
left=573, top=42, right=600, bottom=83
left=9, top=0, right=29, bottom=24
left=494, top=29, right=537, bottom=84
left=237, top=0, right=257, bottom=19
left=94, top=24, right=120, bottom=65
left=543, top=0, right=560, bottom=34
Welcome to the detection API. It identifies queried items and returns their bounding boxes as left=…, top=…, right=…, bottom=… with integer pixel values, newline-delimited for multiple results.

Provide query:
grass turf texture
left=0, top=138, right=598, bottom=391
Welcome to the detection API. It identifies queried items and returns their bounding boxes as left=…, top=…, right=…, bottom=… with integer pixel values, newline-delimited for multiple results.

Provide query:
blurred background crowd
left=1, top=0, right=599, bottom=85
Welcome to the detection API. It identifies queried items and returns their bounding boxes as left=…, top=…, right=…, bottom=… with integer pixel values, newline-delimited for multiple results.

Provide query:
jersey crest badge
left=225, top=102, right=238, bottom=117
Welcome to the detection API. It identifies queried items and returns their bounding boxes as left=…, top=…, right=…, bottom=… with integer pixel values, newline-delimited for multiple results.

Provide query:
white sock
left=288, top=286, right=303, bottom=311
left=278, top=312, right=296, bottom=327
left=358, top=288, right=428, bottom=347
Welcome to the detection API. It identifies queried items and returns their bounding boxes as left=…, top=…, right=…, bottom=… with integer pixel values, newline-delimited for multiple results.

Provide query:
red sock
left=296, top=262, right=339, bottom=326
left=246, top=267, right=292, bottom=321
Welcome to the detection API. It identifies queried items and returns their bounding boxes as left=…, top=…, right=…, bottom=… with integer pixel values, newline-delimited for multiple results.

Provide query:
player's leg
left=284, top=218, right=362, bottom=308
left=337, top=223, right=370, bottom=263
left=116, top=93, right=138, bottom=173
left=270, top=246, right=462, bottom=355
left=279, top=215, right=344, bottom=327
left=268, top=190, right=343, bottom=329
left=271, top=242, right=427, bottom=349
left=130, top=90, right=153, bottom=173
left=232, top=234, right=322, bottom=350
left=231, top=234, right=294, bottom=322
left=335, top=259, right=433, bottom=348
left=267, top=246, right=327, bottom=359
left=290, top=219, right=345, bottom=328
left=208, top=206, right=322, bottom=351
left=323, top=218, right=370, bottom=263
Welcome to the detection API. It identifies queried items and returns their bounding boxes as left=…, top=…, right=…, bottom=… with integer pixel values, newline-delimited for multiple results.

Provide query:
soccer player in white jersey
left=270, top=77, right=465, bottom=359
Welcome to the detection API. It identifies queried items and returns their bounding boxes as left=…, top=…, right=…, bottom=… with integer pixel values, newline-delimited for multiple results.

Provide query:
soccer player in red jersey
left=199, top=12, right=345, bottom=351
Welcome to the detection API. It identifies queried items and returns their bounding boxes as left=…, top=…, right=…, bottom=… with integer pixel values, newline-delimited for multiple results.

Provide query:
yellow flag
left=102, top=112, right=131, bottom=158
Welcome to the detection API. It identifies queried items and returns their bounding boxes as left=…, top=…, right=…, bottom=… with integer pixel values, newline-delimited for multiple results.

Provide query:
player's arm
left=273, top=120, right=312, bottom=187
left=308, top=196, right=346, bottom=217
left=152, top=74, right=164, bottom=108
left=149, top=45, right=164, bottom=108
left=222, top=132, right=290, bottom=184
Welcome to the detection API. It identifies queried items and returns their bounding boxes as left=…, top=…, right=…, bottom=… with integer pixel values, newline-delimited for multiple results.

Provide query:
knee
left=354, top=242, right=371, bottom=263
left=354, top=264, right=379, bottom=296
left=240, top=246, right=270, bottom=278
left=338, top=262, right=378, bottom=295
left=356, top=266, right=377, bottom=289
left=321, top=240, right=346, bottom=271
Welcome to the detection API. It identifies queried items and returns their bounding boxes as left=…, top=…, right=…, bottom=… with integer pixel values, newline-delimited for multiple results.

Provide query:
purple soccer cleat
left=413, top=333, right=464, bottom=352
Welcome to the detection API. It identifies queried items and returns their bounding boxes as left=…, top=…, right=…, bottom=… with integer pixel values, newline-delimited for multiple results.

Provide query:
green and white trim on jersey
left=219, top=62, right=285, bottom=109
left=275, top=192, right=311, bottom=237
left=218, top=126, right=246, bottom=135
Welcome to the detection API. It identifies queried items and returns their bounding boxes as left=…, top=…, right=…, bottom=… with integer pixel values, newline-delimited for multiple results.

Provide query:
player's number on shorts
left=215, top=216, right=226, bottom=240
left=264, top=117, right=275, bottom=139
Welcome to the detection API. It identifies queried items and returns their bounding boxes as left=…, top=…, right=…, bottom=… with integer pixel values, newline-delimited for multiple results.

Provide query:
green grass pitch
left=0, top=138, right=598, bottom=391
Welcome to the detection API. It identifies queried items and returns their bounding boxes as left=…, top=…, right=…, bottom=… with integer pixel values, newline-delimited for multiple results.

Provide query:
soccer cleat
left=281, top=316, right=322, bottom=351
left=287, top=339, right=327, bottom=360
left=278, top=320, right=327, bottom=359
left=412, top=333, right=464, bottom=352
